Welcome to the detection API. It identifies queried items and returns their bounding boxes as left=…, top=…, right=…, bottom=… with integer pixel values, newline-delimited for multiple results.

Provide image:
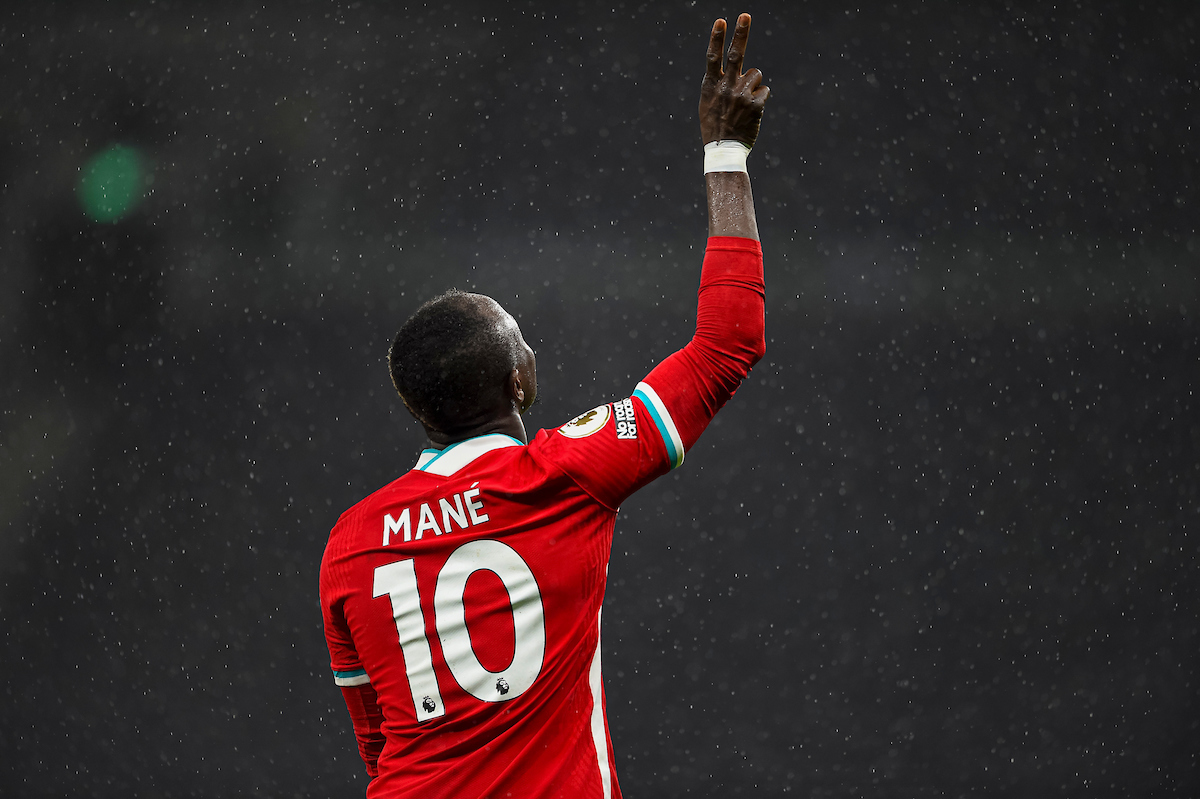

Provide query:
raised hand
left=699, top=13, right=770, bottom=147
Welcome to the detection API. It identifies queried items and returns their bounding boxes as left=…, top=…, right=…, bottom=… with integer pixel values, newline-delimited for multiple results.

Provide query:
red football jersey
left=321, top=237, right=765, bottom=798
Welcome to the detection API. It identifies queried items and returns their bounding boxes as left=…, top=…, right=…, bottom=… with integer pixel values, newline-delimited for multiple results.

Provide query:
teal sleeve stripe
left=333, top=668, right=370, bottom=687
left=633, top=382, right=685, bottom=469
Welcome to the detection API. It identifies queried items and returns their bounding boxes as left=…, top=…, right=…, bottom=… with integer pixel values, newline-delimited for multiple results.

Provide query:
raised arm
left=700, top=13, right=770, bottom=240
left=635, top=12, right=769, bottom=457
left=527, top=15, right=770, bottom=509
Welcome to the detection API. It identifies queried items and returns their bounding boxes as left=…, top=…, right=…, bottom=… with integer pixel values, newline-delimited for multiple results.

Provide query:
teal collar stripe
left=414, top=433, right=525, bottom=477
left=633, top=382, right=685, bottom=469
left=333, top=668, right=370, bottom=687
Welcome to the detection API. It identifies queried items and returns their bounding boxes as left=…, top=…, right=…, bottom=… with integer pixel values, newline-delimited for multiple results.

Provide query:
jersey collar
left=414, top=433, right=525, bottom=477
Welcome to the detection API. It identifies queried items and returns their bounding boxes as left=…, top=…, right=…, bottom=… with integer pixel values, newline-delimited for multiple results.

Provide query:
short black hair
left=388, top=290, right=521, bottom=434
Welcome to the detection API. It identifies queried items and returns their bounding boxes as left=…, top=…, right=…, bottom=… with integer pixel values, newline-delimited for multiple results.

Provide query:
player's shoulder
left=532, top=397, right=633, bottom=442
left=526, top=397, right=645, bottom=473
left=327, top=458, right=438, bottom=536
left=526, top=404, right=608, bottom=465
left=531, top=390, right=663, bottom=458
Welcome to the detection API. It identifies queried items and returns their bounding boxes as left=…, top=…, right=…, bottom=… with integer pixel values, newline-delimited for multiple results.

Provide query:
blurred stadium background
left=2, top=1, right=1197, bottom=795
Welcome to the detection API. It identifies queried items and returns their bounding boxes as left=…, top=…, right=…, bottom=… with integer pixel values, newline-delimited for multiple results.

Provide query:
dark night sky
left=2, top=1, right=1197, bottom=796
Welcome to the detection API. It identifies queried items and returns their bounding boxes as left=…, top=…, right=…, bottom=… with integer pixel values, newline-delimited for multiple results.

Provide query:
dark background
left=2, top=1, right=1197, bottom=796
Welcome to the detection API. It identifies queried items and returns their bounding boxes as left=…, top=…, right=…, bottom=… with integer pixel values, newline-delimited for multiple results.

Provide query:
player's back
left=322, top=236, right=765, bottom=797
left=321, top=432, right=622, bottom=798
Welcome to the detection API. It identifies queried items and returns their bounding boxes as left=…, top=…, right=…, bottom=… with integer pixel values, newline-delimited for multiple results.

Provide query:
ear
left=508, top=368, right=525, bottom=408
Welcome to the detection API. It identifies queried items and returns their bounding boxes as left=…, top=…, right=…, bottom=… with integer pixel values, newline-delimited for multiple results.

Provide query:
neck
left=424, top=409, right=528, bottom=450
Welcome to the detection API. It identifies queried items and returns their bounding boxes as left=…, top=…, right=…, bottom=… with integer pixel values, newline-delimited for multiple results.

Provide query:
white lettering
left=417, top=503, right=442, bottom=539
left=614, top=397, right=638, bottom=439
left=384, top=509, right=411, bottom=546
left=464, top=488, right=489, bottom=525
left=440, top=494, right=469, bottom=532
left=384, top=488, right=489, bottom=546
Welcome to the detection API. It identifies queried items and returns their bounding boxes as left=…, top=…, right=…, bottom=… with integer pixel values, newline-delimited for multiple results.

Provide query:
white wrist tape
left=703, top=140, right=751, bottom=174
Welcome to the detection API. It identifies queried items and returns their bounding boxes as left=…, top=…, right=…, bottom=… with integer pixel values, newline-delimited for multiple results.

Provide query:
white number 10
left=372, top=539, right=546, bottom=723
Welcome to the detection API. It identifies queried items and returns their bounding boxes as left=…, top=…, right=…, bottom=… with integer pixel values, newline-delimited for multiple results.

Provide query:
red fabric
left=322, top=449, right=623, bottom=799
left=320, top=237, right=764, bottom=798
left=644, top=235, right=766, bottom=451
left=341, top=684, right=386, bottom=777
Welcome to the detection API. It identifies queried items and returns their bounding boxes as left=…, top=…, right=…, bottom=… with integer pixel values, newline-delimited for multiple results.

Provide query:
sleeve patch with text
left=614, top=397, right=638, bottom=440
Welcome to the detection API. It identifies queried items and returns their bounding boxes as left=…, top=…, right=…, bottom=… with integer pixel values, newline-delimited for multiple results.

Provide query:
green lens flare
left=77, top=144, right=144, bottom=223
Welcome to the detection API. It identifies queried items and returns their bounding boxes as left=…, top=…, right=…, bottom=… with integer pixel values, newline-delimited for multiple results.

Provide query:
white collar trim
left=414, top=433, right=524, bottom=477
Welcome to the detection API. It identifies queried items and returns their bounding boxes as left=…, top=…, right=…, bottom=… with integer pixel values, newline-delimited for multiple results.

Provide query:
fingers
left=704, top=18, right=727, bottom=82
left=725, top=13, right=751, bottom=76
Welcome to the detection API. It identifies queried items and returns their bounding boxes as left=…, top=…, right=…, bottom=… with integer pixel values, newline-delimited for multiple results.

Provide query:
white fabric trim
left=633, top=382, right=686, bottom=469
left=588, top=608, right=613, bottom=799
left=333, top=670, right=371, bottom=687
left=415, top=434, right=524, bottom=477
